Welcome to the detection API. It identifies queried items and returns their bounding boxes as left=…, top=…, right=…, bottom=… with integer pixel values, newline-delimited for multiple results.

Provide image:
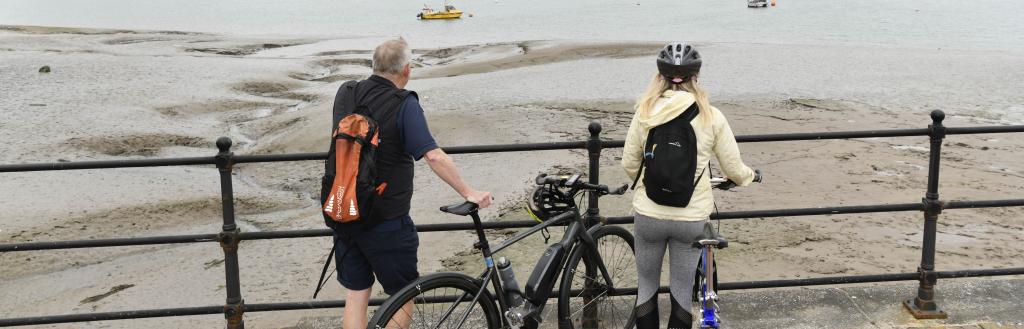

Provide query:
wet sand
left=1, top=26, right=1023, bottom=328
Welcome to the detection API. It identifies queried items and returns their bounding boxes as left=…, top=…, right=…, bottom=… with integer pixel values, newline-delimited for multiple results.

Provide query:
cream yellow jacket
left=622, top=90, right=755, bottom=221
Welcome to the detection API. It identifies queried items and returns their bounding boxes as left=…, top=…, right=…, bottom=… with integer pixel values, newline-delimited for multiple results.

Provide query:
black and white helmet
left=657, top=42, right=701, bottom=84
left=526, top=184, right=573, bottom=222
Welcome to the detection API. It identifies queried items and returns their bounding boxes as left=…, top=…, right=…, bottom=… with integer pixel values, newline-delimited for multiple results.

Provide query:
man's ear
left=403, top=64, right=411, bottom=78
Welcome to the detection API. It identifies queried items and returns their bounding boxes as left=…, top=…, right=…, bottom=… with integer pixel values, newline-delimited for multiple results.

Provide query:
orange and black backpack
left=320, top=80, right=387, bottom=227
left=315, top=80, right=415, bottom=298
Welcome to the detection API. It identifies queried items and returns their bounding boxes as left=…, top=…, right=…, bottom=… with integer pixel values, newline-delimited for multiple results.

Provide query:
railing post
left=215, top=137, right=246, bottom=328
left=904, top=110, right=948, bottom=319
left=581, top=121, right=602, bottom=329
left=586, top=121, right=603, bottom=227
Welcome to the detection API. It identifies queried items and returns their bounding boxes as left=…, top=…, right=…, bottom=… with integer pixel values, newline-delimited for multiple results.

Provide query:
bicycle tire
left=557, top=225, right=637, bottom=329
left=368, top=272, right=502, bottom=329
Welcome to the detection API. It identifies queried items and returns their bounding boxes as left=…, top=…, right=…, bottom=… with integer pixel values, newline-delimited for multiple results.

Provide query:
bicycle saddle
left=440, top=201, right=478, bottom=216
left=692, top=220, right=728, bottom=249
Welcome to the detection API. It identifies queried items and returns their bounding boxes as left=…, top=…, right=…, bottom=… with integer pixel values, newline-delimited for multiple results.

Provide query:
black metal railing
left=2, top=110, right=1024, bottom=327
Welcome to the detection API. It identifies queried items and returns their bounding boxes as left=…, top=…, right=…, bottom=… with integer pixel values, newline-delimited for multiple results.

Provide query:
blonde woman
left=622, top=42, right=761, bottom=328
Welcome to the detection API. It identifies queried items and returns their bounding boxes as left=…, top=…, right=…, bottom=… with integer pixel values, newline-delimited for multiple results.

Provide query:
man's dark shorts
left=333, top=215, right=419, bottom=295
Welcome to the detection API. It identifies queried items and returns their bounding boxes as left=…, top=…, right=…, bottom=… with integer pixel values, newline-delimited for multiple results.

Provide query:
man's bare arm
left=423, top=148, right=493, bottom=208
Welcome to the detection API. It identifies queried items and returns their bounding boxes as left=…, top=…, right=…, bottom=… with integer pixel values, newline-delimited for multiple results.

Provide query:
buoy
left=468, top=13, right=474, bottom=17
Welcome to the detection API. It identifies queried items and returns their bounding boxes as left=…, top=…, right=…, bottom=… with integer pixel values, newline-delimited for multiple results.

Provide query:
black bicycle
left=368, top=173, right=637, bottom=329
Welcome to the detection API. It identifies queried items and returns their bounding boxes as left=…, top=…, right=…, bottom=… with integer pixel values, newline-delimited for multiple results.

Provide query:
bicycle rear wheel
left=368, top=272, right=502, bottom=329
left=557, top=225, right=637, bottom=328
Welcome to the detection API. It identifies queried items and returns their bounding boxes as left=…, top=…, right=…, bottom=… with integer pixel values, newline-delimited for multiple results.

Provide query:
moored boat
left=418, top=2, right=463, bottom=20
left=747, top=0, right=767, bottom=8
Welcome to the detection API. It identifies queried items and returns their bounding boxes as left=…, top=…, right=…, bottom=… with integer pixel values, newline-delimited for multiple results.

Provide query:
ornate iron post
left=215, top=137, right=246, bottom=328
left=904, top=110, right=948, bottom=319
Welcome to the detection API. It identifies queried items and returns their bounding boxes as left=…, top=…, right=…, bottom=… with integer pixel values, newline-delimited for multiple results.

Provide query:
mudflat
left=1, top=26, right=1022, bottom=328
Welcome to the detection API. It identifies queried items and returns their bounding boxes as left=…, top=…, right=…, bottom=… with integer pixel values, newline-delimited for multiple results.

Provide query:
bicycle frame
left=465, top=209, right=618, bottom=328
left=698, top=245, right=720, bottom=329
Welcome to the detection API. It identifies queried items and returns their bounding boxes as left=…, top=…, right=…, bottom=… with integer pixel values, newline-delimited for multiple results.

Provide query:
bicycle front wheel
left=368, top=272, right=502, bottom=329
left=557, top=225, right=637, bottom=329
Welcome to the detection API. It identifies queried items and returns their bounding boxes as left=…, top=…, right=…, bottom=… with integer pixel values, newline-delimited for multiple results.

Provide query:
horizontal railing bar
left=607, top=199, right=1024, bottom=224
left=6, top=198, right=1023, bottom=252
left=0, top=234, right=219, bottom=252
left=657, top=267, right=1024, bottom=292
left=735, top=128, right=931, bottom=143
left=713, top=203, right=924, bottom=219
left=0, top=157, right=214, bottom=173
left=9, top=267, right=1020, bottom=326
left=946, top=125, right=1024, bottom=135
left=244, top=300, right=352, bottom=312
left=232, top=142, right=590, bottom=164
left=945, top=199, right=1024, bottom=209
left=234, top=152, right=325, bottom=164
left=236, top=220, right=555, bottom=241
left=218, top=142, right=593, bottom=165
left=605, top=203, right=925, bottom=225
left=934, top=267, right=1024, bottom=278
left=4, top=125, right=1022, bottom=172
left=717, top=273, right=919, bottom=290
left=0, top=305, right=223, bottom=327
left=444, top=141, right=587, bottom=154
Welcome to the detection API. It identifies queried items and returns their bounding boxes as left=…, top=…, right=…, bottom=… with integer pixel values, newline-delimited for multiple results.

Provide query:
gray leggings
left=633, top=214, right=705, bottom=310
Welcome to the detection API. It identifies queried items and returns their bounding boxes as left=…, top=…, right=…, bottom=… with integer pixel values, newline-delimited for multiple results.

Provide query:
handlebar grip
left=535, top=173, right=550, bottom=185
left=609, top=184, right=629, bottom=195
left=577, top=181, right=604, bottom=192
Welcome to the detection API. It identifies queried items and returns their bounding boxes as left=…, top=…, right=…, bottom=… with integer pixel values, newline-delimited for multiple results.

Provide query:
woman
left=622, top=42, right=759, bottom=328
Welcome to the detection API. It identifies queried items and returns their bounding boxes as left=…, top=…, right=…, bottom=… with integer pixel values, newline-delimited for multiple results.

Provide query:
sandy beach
left=1, top=25, right=1023, bottom=328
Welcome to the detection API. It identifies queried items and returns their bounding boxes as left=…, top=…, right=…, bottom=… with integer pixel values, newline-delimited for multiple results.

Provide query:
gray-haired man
left=327, top=38, right=493, bottom=328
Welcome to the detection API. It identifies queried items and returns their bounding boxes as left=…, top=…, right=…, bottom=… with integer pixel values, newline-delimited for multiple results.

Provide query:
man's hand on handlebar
left=464, top=189, right=493, bottom=208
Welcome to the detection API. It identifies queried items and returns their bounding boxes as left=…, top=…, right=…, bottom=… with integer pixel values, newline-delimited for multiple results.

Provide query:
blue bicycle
left=693, top=220, right=726, bottom=329
left=693, top=173, right=760, bottom=329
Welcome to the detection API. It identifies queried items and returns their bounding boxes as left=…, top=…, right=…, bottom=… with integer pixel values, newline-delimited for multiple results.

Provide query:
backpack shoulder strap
left=325, top=80, right=360, bottom=176
left=631, top=135, right=655, bottom=190
left=332, top=80, right=360, bottom=127
left=681, top=103, right=700, bottom=122
left=370, top=88, right=417, bottom=124
left=396, top=89, right=417, bottom=100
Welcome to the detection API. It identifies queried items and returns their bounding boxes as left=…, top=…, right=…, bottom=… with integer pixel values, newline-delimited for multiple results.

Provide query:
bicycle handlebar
left=534, top=173, right=627, bottom=196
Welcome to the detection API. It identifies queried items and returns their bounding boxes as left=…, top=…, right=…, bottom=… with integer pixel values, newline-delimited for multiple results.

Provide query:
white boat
left=748, top=0, right=767, bottom=8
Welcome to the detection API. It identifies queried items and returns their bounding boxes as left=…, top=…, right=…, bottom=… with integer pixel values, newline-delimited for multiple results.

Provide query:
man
left=328, top=38, right=493, bottom=329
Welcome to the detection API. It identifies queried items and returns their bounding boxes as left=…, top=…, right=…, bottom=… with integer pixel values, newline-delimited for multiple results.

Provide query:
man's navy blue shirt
left=396, top=96, right=438, bottom=160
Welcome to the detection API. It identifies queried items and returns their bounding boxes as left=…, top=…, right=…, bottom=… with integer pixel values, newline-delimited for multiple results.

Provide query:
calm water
left=2, top=0, right=1023, bottom=50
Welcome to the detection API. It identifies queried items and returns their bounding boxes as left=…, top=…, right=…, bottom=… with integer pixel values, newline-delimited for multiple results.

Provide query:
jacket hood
left=638, top=90, right=696, bottom=128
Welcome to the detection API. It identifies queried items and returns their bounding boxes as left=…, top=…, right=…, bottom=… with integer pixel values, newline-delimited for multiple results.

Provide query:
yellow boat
left=418, top=2, right=463, bottom=20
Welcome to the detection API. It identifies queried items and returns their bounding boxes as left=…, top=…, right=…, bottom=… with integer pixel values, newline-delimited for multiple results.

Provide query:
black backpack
left=631, top=104, right=705, bottom=207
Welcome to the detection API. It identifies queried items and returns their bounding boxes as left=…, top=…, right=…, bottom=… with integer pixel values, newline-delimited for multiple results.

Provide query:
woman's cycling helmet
left=657, top=42, right=701, bottom=84
left=526, top=185, right=574, bottom=222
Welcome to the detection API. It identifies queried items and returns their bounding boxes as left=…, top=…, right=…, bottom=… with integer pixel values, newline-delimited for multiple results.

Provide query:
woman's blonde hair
left=634, top=73, right=712, bottom=123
